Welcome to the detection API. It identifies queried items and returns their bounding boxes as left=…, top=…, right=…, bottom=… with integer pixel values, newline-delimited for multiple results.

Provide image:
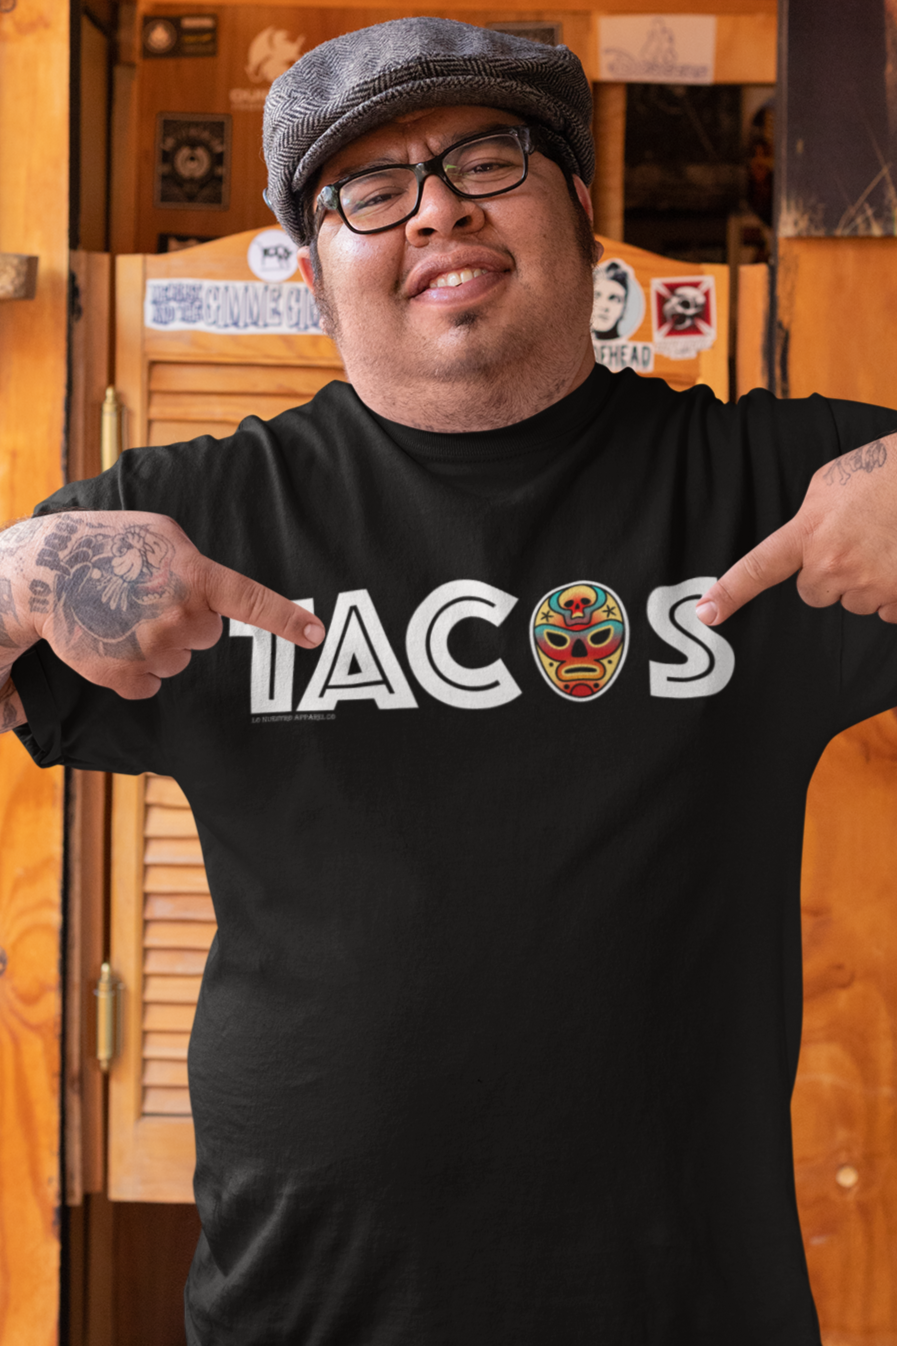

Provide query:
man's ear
left=297, top=249, right=315, bottom=294
left=573, top=176, right=593, bottom=224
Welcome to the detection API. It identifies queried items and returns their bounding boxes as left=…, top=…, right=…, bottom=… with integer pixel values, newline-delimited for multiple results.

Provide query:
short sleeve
left=12, top=449, right=190, bottom=774
left=824, top=398, right=897, bottom=728
left=13, top=640, right=170, bottom=774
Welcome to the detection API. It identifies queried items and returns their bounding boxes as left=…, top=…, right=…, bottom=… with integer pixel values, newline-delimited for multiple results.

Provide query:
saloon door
left=108, top=230, right=345, bottom=1200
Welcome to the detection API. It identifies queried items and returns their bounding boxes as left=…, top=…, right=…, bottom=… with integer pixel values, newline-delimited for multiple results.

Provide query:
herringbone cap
left=263, top=16, right=594, bottom=245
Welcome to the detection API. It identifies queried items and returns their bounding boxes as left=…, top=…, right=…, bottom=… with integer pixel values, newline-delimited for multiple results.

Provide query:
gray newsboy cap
left=263, top=16, right=594, bottom=246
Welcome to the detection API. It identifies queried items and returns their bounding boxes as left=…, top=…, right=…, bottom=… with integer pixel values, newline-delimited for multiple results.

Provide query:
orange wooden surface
left=0, top=2, right=69, bottom=1341
left=109, top=775, right=200, bottom=1201
left=795, top=711, right=897, bottom=1342
left=735, top=262, right=769, bottom=396
left=592, top=83, right=625, bottom=239
left=777, top=238, right=897, bottom=409
left=142, top=0, right=776, bottom=13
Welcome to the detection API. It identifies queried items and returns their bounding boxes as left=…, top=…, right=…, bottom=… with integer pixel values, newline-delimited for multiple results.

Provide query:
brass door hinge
left=100, top=386, right=123, bottom=472
left=94, top=962, right=122, bottom=1072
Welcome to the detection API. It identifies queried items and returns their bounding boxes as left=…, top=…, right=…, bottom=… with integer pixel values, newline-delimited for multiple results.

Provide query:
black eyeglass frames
left=312, top=125, right=536, bottom=235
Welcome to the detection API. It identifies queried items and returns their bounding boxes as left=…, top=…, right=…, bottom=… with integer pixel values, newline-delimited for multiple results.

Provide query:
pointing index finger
left=696, top=521, right=804, bottom=625
left=201, top=559, right=324, bottom=647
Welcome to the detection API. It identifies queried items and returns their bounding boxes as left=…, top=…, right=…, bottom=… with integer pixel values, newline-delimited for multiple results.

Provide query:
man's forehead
left=318, top=104, right=524, bottom=180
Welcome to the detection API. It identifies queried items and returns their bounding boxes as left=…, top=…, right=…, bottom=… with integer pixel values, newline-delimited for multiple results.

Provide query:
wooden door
left=109, top=229, right=344, bottom=1200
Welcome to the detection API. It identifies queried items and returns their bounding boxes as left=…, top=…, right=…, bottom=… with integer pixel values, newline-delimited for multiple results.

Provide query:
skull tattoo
left=531, top=582, right=627, bottom=700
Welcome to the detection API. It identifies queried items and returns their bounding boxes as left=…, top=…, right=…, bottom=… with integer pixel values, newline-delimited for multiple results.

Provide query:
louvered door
left=109, top=231, right=345, bottom=1200
left=109, top=774, right=210, bottom=1199
left=141, top=774, right=211, bottom=1117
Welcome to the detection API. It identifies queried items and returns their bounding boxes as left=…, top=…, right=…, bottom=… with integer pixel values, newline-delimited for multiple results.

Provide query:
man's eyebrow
left=325, top=122, right=525, bottom=181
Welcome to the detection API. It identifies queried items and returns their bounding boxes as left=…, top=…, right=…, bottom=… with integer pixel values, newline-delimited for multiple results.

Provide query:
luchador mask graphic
left=530, top=582, right=628, bottom=700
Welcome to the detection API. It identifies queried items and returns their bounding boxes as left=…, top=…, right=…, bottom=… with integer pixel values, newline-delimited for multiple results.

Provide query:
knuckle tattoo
left=24, top=518, right=189, bottom=663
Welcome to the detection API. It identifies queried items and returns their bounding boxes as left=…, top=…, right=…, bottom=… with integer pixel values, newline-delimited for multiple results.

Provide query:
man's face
left=297, top=104, right=598, bottom=418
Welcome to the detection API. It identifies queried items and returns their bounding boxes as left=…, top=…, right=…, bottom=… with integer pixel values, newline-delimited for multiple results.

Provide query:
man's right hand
left=0, top=511, right=324, bottom=722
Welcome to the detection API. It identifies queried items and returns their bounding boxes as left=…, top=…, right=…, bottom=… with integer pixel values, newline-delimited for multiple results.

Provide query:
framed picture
left=154, top=114, right=232, bottom=210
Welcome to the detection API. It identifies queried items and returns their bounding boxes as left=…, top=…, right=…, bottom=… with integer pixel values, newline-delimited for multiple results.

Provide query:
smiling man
left=292, top=104, right=598, bottom=430
left=4, top=16, right=897, bottom=1346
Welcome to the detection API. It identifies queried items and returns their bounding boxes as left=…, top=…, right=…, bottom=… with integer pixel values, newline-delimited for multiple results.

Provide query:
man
left=3, top=17, right=897, bottom=1345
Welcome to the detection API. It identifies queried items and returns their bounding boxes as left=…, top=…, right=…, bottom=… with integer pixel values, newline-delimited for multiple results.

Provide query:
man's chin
left=448, top=308, right=481, bottom=330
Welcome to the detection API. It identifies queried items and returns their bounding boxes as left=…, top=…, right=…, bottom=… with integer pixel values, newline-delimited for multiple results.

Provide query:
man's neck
left=349, top=343, right=597, bottom=433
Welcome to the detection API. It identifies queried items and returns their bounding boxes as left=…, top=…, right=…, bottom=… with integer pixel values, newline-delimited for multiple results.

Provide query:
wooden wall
left=0, top=3, right=69, bottom=1344
left=119, top=0, right=777, bottom=255
left=797, top=711, right=897, bottom=1344
left=776, top=237, right=897, bottom=407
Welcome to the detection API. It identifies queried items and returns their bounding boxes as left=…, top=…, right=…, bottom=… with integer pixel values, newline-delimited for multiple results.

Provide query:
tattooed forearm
left=0, top=675, right=25, bottom=733
left=0, top=576, right=18, bottom=621
left=0, top=516, right=46, bottom=553
left=823, top=438, right=890, bottom=486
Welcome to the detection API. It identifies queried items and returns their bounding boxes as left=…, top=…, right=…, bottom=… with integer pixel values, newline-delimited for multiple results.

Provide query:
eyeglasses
left=313, top=125, right=536, bottom=236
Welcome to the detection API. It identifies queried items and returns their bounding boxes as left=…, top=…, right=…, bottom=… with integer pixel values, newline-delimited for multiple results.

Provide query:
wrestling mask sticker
left=530, top=581, right=628, bottom=700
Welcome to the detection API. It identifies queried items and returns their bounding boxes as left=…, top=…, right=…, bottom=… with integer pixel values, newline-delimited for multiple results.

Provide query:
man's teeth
left=429, top=267, right=487, bottom=289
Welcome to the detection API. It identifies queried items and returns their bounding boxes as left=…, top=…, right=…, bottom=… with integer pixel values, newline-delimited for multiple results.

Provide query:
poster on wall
left=142, top=15, right=218, bottom=58
left=154, top=114, right=232, bottom=210
left=650, top=276, right=717, bottom=360
left=780, top=0, right=897, bottom=235
left=144, top=277, right=323, bottom=336
left=598, top=15, right=716, bottom=84
left=590, top=259, right=654, bottom=373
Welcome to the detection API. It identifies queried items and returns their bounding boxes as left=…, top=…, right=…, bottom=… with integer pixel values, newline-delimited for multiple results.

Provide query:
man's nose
left=405, top=175, right=485, bottom=242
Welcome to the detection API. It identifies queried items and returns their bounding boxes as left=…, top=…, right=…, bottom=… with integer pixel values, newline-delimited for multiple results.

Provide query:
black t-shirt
left=14, top=367, right=897, bottom=1345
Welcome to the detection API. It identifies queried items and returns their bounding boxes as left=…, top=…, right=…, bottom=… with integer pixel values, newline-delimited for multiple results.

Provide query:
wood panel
left=794, top=711, right=897, bottom=1340
left=132, top=4, right=599, bottom=254
left=66, top=255, right=112, bottom=1209
left=156, top=0, right=776, bottom=9
left=591, top=83, right=625, bottom=240
left=111, top=1201, right=200, bottom=1346
left=735, top=262, right=769, bottom=396
left=776, top=238, right=897, bottom=408
left=0, top=2, right=70, bottom=1342
left=69, top=253, right=112, bottom=484
left=65, top=770, right=108, bottom=1206
left=108, top=764, right=216, bottom=1195
left=109, top=775, right=200, bottom=1202
left=714, top=13, right=777, bottom=83
left=149, top=362, right=345, bottom=394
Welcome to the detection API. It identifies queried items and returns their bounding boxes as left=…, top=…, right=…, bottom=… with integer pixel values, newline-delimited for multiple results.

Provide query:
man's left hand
left=696, top=431, right=897, bottom=626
